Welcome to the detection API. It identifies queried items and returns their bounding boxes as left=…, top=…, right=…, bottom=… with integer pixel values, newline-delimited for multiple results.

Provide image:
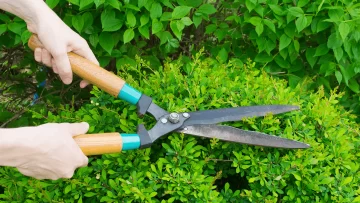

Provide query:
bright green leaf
left=249, top=17, right=262, bottom=26
left=138, top=26, right=149, bottom=39
left=172, top=6, right=192, bottom=19
left=288, top=7, right=304, bottom=17
left=150, top=2, right=162, bottom=19
left=127, top=11, right=136, bottom=27
left=333, top=47, right=344, bottom=62
left=279, top=34, right=291, bottom=51
left=198, top=4, right=216, bottom=14
left=339, top=22, right=350, bottom=40
left=296, top=15, right=307, bottom=32
left=263, top=19, right=276, bottom=33
left=123, top=28, right=135, bottom=44
left=79, top=0, right=93, bottom=10
left=152, top=20, right=163, bottom=34
left=181, top=17, right=193, bottom=26
left=46, top=0, right=60, bottom=9
left=315, top=44, right=329, bottom=56
left=306, top=48, right=317, bottom=67
left=140, top=14, right=149, bottom=26
left=101, top=9, right=123, bottom=31
left=170, top=21, right=182, bottom=40
left=256, top=23, right=264, bottom=36
left=72, top=15, right=84, bottom=33
left=107, top=0, right=121, bottom=10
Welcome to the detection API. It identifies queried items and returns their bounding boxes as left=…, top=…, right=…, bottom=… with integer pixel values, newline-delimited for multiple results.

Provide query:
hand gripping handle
left=28, top=34, right=142, bottom=105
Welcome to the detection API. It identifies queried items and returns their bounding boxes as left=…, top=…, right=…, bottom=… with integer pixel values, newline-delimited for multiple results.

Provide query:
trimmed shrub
left=1, top=52, right=359, bottom=202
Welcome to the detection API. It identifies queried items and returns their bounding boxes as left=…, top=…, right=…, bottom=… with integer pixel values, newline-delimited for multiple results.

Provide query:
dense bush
left=1, top=0, right=359, bottom=116
left=1, top=52, right=359, bottom=202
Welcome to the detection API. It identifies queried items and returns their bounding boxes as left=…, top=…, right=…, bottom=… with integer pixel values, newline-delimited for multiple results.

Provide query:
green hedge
left=0, top=0, right=359, bottom=116
left=1, top=52, right=359, bottom=202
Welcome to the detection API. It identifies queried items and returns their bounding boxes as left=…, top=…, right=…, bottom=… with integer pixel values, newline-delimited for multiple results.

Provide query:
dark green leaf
left=306, top=48, right=317, bottom=68
left=46, top=0, right=60, bottom=9
left=107, top=0, right=120, bottom=10
left=0, top=24, right=7, bottom=35
left=198, top=4, right=216, bottom=14
left=327, top=33, right=342, bottom=49
left=297, top=0, right=309, bottom=7
left=99, top=32, right=114, bottom=54
left=315, top=44, right=329, bottom=56
left=89, top=34, right=99, bottom=48
left=279, top=34, right=291, bottom=51
left=94, top=0, right=105, bottom=8
left=8, top=22, right=25, bottom=35
left=245, top=0, right=256, bottom=12
left=79, top=0, right=93, bottom=10
left=123, top=28, right=135, bottom=44
left=348, top=78, right=360, bottom=93
left=193, top=15, right=202, bottom=28
left=217, top=48, right=228, bottom=63
left=72, top=15, right=84, bottom=33
left=172, top=6, right=192, bottom=19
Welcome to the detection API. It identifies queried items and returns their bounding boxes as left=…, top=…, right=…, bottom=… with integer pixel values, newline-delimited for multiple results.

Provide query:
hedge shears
left=28, top=35, right=310, bottom=156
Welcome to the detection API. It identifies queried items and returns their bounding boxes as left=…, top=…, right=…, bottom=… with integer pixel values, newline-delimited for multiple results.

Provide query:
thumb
left=68, top=122, right=89, bottom=136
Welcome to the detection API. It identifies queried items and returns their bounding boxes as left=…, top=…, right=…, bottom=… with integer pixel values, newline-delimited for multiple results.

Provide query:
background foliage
left=1, top=0, right=360, bottom=202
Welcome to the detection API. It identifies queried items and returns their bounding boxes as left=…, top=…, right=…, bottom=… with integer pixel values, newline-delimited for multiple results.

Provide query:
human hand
left=0, top=122, right=89, bottom=180
left=26, top=1, right=98, bottom=88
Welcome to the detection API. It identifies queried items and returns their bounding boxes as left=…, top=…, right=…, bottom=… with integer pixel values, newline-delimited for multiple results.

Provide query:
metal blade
left=178, top=124, right=310, bottom=149
left=183, top=105, right=299, bottom=126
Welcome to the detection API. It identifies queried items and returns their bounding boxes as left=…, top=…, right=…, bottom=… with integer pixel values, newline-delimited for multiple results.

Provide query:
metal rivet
left=161, top=118, right=168, bottom=124
left=184, top=127, right=188, bottom=131
left=169, top=113, right=180, bottom=123
left=182, top=113, right=190, bottom=118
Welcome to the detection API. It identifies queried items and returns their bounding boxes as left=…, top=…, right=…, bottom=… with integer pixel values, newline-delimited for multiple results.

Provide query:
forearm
left=0, top=0, right=57, bottom=33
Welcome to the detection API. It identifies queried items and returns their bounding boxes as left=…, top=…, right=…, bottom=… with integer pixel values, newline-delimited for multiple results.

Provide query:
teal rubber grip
left=122, top=134, right=141, bottom=150
left=118, top=83, right=142, bottom=105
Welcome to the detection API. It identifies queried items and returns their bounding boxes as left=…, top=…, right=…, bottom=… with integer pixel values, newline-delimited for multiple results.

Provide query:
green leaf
left=245, top=0, right=256, bottom=12
left=107, top=0, right=120, bottom=10
left=101, top=9, right=123, bottom=31
left=79, top=0, right=93, bottom=10
left=297, top=0, right=309, bottom=7
left=0, top=24, right=7, bottom=35
left=138, top=25, right=149, bottom=39
left=327, top=33, right=342, bottom=49
left=279, top=34, right=291, bottom=51
left=288, top=7, right=304, bottom=17
left=217, top=48, right=228, bottom=63
left=181, top=17, right=193, bottom=26
left=335, top=71, right=342, bottom=84
left=315, top=44, right=329, bottom=56
left=339, top=22, right=350, bottom=40
left=170, top=21, right=182, bottom=40
left=269, top=4, right=284, bottom=15
left=328, top=9, right=344, bottom=22
left=152, top=19, right=163, bottom=34
left=94, top=0, right=105, bottom=8
left=333, top=47, right=344, bottom=62
left=205, top=24, right=217, bottom=34
left=263, top=19, right=276, bottom=33
left=172, top=6, right=192, bottom=19
left=249, top=17, right=262, bottom=26
left=293, top=173, right=301, bottom=181
left=198, top=4, right=216, bottom=14
left=8, top=22, right=25, bottom=35
left=64, top=185, right=71, bottom=194
left=99, top=32, right=114, bottom=54
left=21, top=30, right=31, bottom=44
left=255, top=24, right=264, bottom=36
left=320, top=177, right=334, bottom=185
left=348, top=78, right=360, bottom=93
left=150, top=2, right=162, bottom=19
left=72, top=15, right=84, bottom=33
left=193, top=15, right=202, bottom=28
left=127, top=11, right=136, bottom=27
left=46, top=0, right=60, bottom=9
left=177, top=20, right=185, bottom=31
left=140, top=14, right=149, bottom=26
left=123, top=29, right=135, bottom=44
left=89, top=34, right=99, bottom=47
left=306, top=48, right=317, bottom=68
left=296, top=15, right=307, bottom=32
left=294, top=40, right=300, bottom=53
left=341, top=177, right=353, bottom=186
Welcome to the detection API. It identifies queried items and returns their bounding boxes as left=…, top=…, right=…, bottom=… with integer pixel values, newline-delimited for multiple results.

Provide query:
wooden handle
left=28, top=34, right=125, bottom=97
left=73, top=133, right=123, bottom=156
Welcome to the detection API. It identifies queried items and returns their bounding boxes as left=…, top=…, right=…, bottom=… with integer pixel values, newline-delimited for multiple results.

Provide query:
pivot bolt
left=168, top=113, right=180, bottom=123
left=182, top=113, right=190, bottom=118
left=161, top=118, right=168, bottom=124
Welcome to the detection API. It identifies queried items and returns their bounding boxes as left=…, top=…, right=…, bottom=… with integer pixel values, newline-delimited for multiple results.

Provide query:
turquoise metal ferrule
left=122, top=134, right=141, bottom=150
left=117, top=83, right=142, bottom=105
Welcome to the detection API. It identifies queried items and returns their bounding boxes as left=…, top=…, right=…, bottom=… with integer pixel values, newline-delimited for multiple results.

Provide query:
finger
left=51, top=58, right=59, bottom=74
left=80, top=80, right=89, bottom=88
left=71, top=40, right=99, bottom=66
left=68, top=122, right=89, bottom=136
left=52, top=48, right=72, bottom=84
left=34, top=48, right=42, bottom=62
left=41, top=49, right=52, bottom=67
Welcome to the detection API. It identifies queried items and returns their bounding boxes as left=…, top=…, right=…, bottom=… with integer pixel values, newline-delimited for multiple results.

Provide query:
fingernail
left=63, top=78, right=71, bottom=84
